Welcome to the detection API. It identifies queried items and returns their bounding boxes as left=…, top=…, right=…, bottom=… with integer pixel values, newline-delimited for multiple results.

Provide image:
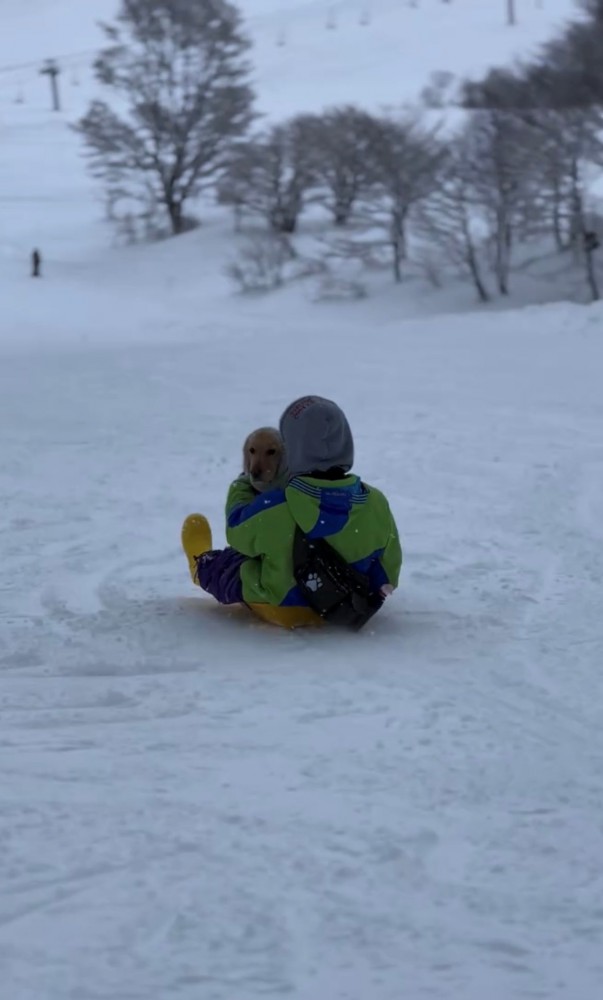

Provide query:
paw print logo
left=306, top=573, right=323, bottom=592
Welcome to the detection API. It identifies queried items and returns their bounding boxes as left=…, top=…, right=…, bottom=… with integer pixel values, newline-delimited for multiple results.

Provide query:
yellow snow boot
left=181, top=514, right=213, bottom=585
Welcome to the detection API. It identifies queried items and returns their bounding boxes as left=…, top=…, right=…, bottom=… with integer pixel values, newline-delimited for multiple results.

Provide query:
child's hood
left=279, top=396, right=354, bottom=478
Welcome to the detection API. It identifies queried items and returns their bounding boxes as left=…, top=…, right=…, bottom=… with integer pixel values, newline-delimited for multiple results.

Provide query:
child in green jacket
left=182, top=396, right=402, bottom=627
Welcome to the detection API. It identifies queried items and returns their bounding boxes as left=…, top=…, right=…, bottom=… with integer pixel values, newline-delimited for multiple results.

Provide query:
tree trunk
left=280, top=215, right=298, bottom=234
left=569, top=156, right=583, bottom=260
left=333, top=197, right=352, bottom=226
left=392, top=237, right=402, bottom=283
left=467, top=247, right=490, bottom=303
left=550, top=174, right=567, bottom=252
left=390, top=208, right=407, bottom=283
left=566, top=158, right=599, bottom=300
left=167, top=198, right=185, bottom=235
left=332, top=181, right=357, bottom=226
left=458, top=202, right=490, bottom=302
left=585, top=248, right=600, bottom=301
left=270, top=208, right=298, bottom=233
left=495, top=209, right=512, bottom=295
left=466, top=229, right=488, bottom=301
left=552, top=202, right=566, bottom=252
left=270, top=187, right=302, bottom=234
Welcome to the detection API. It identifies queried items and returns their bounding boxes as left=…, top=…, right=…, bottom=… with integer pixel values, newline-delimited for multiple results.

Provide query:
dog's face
left=243, top=427, right=284, bottom=489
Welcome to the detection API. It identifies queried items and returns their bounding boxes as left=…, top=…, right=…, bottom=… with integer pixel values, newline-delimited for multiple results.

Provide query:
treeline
left=77, top=0, right=603, bottom=301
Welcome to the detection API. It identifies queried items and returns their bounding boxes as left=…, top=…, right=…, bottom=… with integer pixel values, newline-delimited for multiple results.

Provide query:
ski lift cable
left=0, top=49, right=97, bottom=76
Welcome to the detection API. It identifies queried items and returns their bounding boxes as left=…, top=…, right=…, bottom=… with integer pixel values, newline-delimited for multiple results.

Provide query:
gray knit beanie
left=279, top=396, right=354, bottom=478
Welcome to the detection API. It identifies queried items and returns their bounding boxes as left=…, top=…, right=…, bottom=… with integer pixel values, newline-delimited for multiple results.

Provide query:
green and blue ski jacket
left=225, top=474, right=402, bottom=607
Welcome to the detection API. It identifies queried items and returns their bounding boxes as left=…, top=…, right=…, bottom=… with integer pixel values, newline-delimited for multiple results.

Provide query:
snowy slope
left=3, top=1, right=603, bottom=999
left=2, top=254, right=603, bottom=998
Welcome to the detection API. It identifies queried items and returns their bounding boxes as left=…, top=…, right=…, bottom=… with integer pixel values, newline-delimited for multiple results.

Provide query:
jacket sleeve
left=379, top=505, right=403, bottom=589
left=225, top=477, right=286, bottom=558
left=225, top=475, right=256, bottom=519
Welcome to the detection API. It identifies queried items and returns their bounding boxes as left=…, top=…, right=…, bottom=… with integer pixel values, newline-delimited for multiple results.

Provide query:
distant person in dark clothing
left=31, top=249, right=42, bottom=278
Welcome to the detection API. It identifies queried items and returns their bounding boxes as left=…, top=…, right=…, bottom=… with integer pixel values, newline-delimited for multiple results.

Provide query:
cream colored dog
left=243, top=426, right=287, bottom=492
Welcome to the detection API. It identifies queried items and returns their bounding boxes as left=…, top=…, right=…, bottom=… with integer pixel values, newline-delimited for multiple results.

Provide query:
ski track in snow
left=2, top=308, right=603, bottom=1000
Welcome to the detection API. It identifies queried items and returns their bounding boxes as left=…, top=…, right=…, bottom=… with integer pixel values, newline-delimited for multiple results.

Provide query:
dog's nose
left=250, top=464, right=263, bottom=478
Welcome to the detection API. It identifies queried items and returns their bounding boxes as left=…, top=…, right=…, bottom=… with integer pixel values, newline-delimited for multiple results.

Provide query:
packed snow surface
left=2, top=0, right=603, bottom=998
left=2, top=272, right=603, bottom=998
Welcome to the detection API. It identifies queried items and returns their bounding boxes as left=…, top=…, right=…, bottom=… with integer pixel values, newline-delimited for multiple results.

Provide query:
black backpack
left=293, top=526, right=384, bottom=631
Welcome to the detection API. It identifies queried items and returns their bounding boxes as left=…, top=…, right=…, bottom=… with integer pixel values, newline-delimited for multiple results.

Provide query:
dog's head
left=243, top=427, right=286, bottom=492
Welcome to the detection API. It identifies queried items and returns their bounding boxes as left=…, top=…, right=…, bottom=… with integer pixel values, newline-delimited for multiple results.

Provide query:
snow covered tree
left=76, top=0, right=255, bottom=236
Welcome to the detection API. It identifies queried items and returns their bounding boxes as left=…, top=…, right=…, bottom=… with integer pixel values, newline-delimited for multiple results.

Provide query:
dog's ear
left=242, top=433, right=251, bottom=474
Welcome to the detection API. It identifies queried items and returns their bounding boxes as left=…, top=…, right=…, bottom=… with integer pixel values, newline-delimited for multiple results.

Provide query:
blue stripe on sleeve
left=227, top=488, right=286, bottom=529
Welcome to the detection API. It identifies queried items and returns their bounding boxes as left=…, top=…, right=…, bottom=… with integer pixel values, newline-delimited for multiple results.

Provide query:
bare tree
left=532, top=117, right=576, bottom=251
left=218, top=119, right=315, bottom=233
left=538, top=6, right=603, bottom=109
left=459, top=0, right=603, bottom=300
left=513, top=109, right=603, bottom=253
left=462, top=57, right=603, bottom=258
left=563, top=121, right=603, bottom=300
left=361, top=114, right=447, bottom=283
left=298, top=106, right=378, bottom=226
left=464, top=1, right=603, bottom=113
left=76, top=0, right=255, bottom=236
left=417, top=142, right=491, bottom=302
left=459, top=110, right=540, bottom=295
left=582, top=228, right=601, bottom=301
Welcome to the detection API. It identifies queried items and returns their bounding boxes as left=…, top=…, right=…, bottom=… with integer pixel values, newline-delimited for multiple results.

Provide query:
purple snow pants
left=196, top=547, right=246, bottom=605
